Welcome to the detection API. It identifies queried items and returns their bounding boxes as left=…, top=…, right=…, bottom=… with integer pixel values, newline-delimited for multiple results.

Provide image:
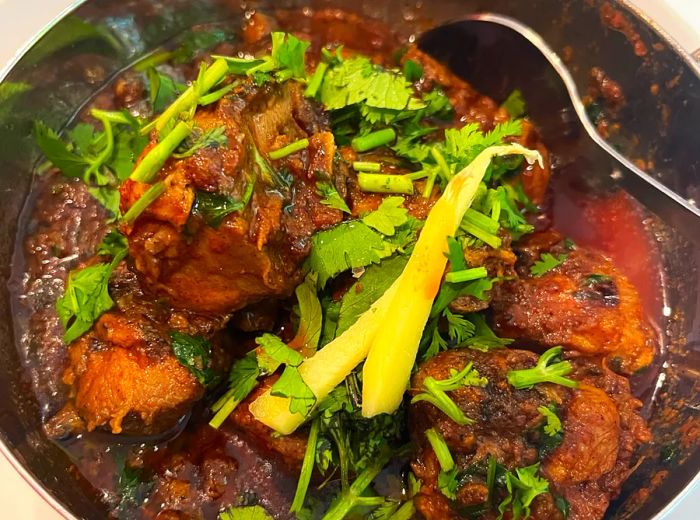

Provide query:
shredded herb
left=497, top=464, right=549, bottom=520
left=538, top=404, right=563, bottom=437
left=173, top=125, right=228, bottom=158
left=209, top=352, right=260, bottom=428
left=361, top=196, right=409, bottom=236
left=170, top=331, right=217, bottom=386
left=412, top=362, right=487, bottom=425
left=268, top=137, right=310, bottom=160
left=270, top=365, right=316, bottom=417
left=530, top=252, right=568, bottom=277
left=192, top=190, right=250, bottom=228
left=317, top=181, right=350, bottom=213
left=507, top=347, right=578, bottom=390
left=219, top=505, right=274, bottom=520
left=501, top=89, right=526, bottom=119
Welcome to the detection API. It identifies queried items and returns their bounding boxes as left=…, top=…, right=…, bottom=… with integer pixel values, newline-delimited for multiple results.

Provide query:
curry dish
left=15, top=8, right=661, bottom=520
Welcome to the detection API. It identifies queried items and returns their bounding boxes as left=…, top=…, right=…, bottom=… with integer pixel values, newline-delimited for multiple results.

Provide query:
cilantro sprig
left=497, top=463, right=549, bottom=520
left=169, top=331, right=217, bottom=386
left=412, top=362, right=487, bottom=425
left=530, top=252, right=568, bottom=277
left=506, top=347, right=578, bottom=390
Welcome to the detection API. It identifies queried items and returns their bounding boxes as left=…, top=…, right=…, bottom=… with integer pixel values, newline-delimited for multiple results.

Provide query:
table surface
left=0, top=0, right=698, bottom=518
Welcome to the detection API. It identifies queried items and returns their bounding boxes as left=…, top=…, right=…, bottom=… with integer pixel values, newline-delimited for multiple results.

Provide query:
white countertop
left=0, top=0, right=697, bottom=518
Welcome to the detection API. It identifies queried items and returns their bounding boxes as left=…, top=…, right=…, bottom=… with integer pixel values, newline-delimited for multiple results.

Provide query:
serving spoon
left=418, top=14, right=700, bottom=243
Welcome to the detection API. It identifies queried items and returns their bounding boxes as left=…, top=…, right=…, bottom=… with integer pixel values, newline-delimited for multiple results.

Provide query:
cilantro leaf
left=115, top=453, right=153, bottom=517
left=270, top=365, right=316, bottom=416
left=192, top=191, right=245, bottom=228
left=412, top=362, right=486, bottom=425
left=147, top=68, right=185, bottom=113
left=88, top=186, right=120, bottom=219
left=501, top=89, right=526, bottom=119
left=443, top=308, right=475, bottom=343
left=170, top=331, right=217, bottom=386
left=56, top=260, right=119, bottom=344
left=270, top=31, right=310, bottom=79
left=316, top=181, right=350, bottom=213
left=306, top=221, right=397, bottom=287
left=361, top=196, right=408, bottom=236
left=336, top=255, right=408, bottom=336
left=507, top=347, right=578, bottom=389
left=97, top=230, right=128, bottom=258
left=174, top=126, right=228, bottom=158
left=255, top=333, right=303, bottom=374
left=530, top=252, right=568, bottom=277
left=497, top=464, right=549, bottom=520
left=538, top=404, right=563, bottom=437
left=461, top=313, right=512, bottom=350
left=290, top=275, right=323, bottom=354
left=171, top=28, right=230, bottom=64
left=33, top=121, right=87, bottom=178
left=320, top=56, right=416, bottom=112
left=209, top=351, right=260, bottom=429
left=219, top=505, right=274, bottom=520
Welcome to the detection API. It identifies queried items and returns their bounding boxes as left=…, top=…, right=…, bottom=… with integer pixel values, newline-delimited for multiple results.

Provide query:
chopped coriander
left=412, top=362, right=486, bottom=425
left=255, top=333, right=303, bottom=374
left=121, top=181, right=165, bottom=224
left=219, top=505, right=273, bottom=520
left=304, top=61, right=328, bottom=98
left=353, top=161, right=381, bottom=172
left=146, top=68, right=184, bottom=113
left=501, top=89, right=526, bottom=118
left=290, top=417, right=320, bottom=513
left=403, top=59, right=424, bottom=82
left=444, top=266, right=488, bottom=284
left=131, top=121, right=192, bottom=182
left=336, top=255, right=408, bottom=336
left=115, top=453, right=153, bottom=516
left=357, top=173, right=414, bottom=195
left=497, top=464, right=549, bottom=520
left=443, top=309, right=476, bottom=343
left=193, top=185, right=254, bottom=229
left=316, top=181, right=350, bottom=213
left=583, top=273, right=613, bottom=286
left=270, top=365, right=316, bottom=416
left=199, top=81, right=239, bottom=106
left=507, top=347, right=578, bottom=390
left=170, top=331, right=217, bottom=386
left=173, top=126, right=228, bottom=158
left=268, top=137, right=309, bottom=160
left=461, top=313, right=513, bottom=350
left=209, top=352, right=260, bottom=428
left=530, top=252, right=568, bottom=277
left=538, top=404, right=563, bottom=436
left=97, top=230, right=128, bottom=258
left=460, top=218, right=502, bottom=249
left=305, top=221, right=397, bottom=287
left=352, top=128, right=396, bottom=152
left=361, top=196, right=409, bottom=236
left=424, top=428, right=454, bottom=471
left=288, top=275, right=323, bottom=355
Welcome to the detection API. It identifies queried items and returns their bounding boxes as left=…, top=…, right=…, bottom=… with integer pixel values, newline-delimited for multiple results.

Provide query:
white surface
left=0, top=0, right=698, bottom=519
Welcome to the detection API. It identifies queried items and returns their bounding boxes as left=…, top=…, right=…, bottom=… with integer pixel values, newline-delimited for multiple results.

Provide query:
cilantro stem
left=389, top=500, right=416, bottom=520
left=351, top=128, right=396, bottom=152
left=208, top=392, right=240, bottom=429
left=407, top=169, right=429, bottom=180
left=412, top=364, right=478, bottom=426
left=85, top=110, right=115, bottom=182
left=352, top=161, right=381, bottom=172
left=269, top=138, right=310, bottom=160
left=422, top=167, right=438, bottom=197
left=464, top=208, right=500, bottom=234
left=431, top=147, right=452, bottom=181
left=460, top=219, right=502, bottom=249
left=424, top=428, right=454, bottom=472
left=304, top=61, right=328, bottom=98
left=130, top=121, right=192, bottom=183
left=290, top=418, right=320, bottom=513
left=321, top=448, right=393, bottom=520
left=133, top=50, right=173, bottom=72
left=445, top=266, right=488, bottom=283
left=146, top=58, right=230, bottom=135
left=357, top=173, right=413, bottom=194
left=198, top=80, right=239, bottom=106
left=506, top=347, right=579, bottom=390
left=121, top=181, right=165, bottom=224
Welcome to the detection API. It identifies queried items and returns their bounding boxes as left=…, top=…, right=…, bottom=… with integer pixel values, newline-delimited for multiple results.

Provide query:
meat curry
left=14, top=7, right=661, bottom=520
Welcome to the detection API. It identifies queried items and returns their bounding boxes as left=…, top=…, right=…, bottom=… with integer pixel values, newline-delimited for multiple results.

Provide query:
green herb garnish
left=506, top=347, right=578, bottom=390
left=530, top=253, right=568, bottom=277
left=170, top=331, right=217, bottom=386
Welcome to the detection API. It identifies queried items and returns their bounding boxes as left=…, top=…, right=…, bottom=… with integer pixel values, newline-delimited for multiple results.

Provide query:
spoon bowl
left=418, top=14, right=700, bottom=242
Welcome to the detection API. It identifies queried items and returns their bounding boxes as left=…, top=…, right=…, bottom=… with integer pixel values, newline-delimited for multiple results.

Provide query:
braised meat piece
left=50, top=265, right=229, bottom=435
left=409, top=348, right=650, bottom=520
left=490, top=231, right=657, bottom=374
left=121, top=82, right=343, bottom=315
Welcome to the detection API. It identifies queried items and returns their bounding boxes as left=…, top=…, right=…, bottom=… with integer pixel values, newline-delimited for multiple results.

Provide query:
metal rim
left=0, top=1, right=697, bottom=519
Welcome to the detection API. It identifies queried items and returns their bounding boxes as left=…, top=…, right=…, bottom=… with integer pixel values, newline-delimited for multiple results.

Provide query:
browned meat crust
left=409, top=348, right=650, bottom=520
left=490, top=231, right=657, bottom=374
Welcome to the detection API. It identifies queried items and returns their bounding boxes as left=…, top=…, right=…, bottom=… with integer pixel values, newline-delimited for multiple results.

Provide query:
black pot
left=0, top=0, right=697, bottom=518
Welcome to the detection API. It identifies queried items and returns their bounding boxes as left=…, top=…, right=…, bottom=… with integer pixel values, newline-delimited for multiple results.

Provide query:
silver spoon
left=418, top=13, right=700, bottom=242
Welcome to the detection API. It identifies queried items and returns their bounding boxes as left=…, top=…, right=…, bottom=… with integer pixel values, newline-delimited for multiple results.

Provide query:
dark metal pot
left=0, top=0, right=697, bottom=518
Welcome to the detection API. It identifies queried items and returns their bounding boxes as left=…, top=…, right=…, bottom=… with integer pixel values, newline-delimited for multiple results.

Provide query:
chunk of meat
left=491, top=231, right=657, bottom=374
left=122, top=82, right=343, bottom=315
left=409, top=348, right=649, bottom=520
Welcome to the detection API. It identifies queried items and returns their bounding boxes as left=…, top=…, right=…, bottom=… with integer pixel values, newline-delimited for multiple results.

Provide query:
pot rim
left=0, top=1, right=697, bottom=519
